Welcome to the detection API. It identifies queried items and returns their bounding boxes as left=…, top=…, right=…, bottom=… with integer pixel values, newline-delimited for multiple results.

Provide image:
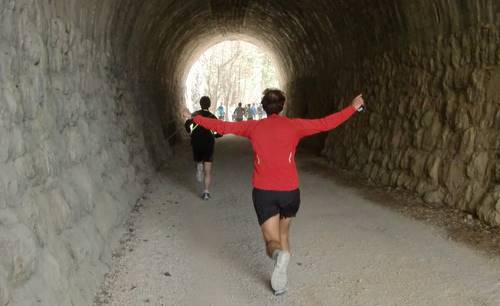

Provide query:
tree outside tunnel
left=185, top=40, right=280, bottom=120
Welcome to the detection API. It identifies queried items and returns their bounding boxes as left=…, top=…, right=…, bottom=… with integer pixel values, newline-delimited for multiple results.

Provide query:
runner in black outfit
left=184, top=96, right=222, bottom=200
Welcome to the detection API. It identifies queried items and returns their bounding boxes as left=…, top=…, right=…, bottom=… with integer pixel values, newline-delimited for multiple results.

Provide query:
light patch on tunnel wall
left=184, top=40, right=280, bottom=116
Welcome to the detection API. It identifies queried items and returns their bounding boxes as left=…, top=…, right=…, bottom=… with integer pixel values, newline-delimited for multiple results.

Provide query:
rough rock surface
left=320, top=25, right=500, bottom=227
left=0, top=1, right=170, bottom=305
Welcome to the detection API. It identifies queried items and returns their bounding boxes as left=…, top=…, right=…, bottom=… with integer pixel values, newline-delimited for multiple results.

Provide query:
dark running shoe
left=201, top=192, right=210, bottom=201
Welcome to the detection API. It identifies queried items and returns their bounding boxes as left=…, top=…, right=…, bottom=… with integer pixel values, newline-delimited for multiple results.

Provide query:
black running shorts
left=192, top=143, right=214, bottom=162
left=252, top=188, right=300, bottom=226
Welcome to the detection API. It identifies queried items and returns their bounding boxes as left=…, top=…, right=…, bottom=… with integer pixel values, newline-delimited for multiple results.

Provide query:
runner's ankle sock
left=272, top=249, right=281, bottom=261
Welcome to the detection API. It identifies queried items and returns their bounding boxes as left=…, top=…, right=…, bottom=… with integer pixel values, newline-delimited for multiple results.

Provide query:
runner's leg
left=195, top=162, right=203, bottom=182
left=279, top=217, right=292, bottom=253
left=260, top=214, right=281, bottom=258
left=203, top=162, right=212, bottom=193
left=262, top=215, right=290, bottom=294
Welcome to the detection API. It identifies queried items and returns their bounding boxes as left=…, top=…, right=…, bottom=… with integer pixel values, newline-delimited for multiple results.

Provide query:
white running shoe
left=196, top=163, right=203, bottom=182
left=271, top=250, right=290, bottom=295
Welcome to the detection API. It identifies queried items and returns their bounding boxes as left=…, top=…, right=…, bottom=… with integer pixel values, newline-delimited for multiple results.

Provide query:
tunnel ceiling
left=104, top=0, right=497, bottom=93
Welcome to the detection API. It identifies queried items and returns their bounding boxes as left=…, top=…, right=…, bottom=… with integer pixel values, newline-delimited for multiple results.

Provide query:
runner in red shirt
left=192, top=89, right=364, bottom=295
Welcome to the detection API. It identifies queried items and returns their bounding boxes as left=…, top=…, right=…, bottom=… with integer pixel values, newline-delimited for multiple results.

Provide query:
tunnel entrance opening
left=184, top=40, right=280, bottom=120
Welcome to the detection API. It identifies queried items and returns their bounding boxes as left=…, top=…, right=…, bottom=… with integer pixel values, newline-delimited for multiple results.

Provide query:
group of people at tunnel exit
left=184, top=89, right=365, bottom=295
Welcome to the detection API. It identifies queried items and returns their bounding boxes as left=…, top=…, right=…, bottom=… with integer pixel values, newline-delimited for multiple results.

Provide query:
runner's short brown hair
left=261, top=88, right=285, bottom=115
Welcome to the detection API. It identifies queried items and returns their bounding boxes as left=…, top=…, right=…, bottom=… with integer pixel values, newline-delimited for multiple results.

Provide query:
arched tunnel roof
left=108, top=0, right=495, bottom=84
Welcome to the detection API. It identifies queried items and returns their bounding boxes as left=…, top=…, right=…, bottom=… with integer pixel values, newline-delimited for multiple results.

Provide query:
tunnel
left=1, top=0, right=499, bottom=305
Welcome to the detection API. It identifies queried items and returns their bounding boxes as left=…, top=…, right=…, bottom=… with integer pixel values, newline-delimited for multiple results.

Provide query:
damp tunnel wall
left=0, top=1, right=500, bottom=305
left=0, top=1, right=173, bottom=305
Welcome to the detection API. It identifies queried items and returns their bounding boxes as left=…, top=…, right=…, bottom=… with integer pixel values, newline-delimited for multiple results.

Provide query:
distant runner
left=248, top=103, right=257, bottom=120
left=184, top=96, right=222, bottom=200
left=257, top=103, right=264, bottom=119
left=233, top=103, right=245, bottom=122
left=192, top=88, right=364, bottom=295
left=216, top=104, right=225, bottom=120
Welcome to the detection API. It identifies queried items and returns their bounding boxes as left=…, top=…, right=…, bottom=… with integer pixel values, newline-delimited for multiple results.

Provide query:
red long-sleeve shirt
left=193, top=105, right=356, bottom=191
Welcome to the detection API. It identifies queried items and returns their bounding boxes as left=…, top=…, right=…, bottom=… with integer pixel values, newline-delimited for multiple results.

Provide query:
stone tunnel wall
left=0, top=1, right=171, bottom=305
left=317, top=15, right=500, bottom=226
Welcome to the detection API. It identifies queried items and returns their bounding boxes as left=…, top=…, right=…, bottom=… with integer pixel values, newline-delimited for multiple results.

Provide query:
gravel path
left=94, top=136, right=500, bottom=306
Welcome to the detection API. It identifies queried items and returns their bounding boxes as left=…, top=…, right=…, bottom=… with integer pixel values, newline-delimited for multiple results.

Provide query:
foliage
left=185, top=40, right=279, bottom=118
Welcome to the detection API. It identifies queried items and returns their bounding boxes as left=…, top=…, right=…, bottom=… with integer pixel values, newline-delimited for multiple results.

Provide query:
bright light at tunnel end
left=184, top=40, right=280, bottom=117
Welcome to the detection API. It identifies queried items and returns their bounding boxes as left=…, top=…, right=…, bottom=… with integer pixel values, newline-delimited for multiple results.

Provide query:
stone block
left=65, top=128, right=87, bottom=164
left=416, top=181, right=429, bottom=195
left=18, top=192, right=40, bottom=232
left=494, top=213, right=500, bottom=226
left=412, top=129, right=424, bottom=148
left=420, top=109, right=435, bottom=128
left=444, top=159, right=466, bottom=192
left=0, top=136, right=9, bottom=163
left=460, top=127, right=476, bottom=157
left=477, top=193, right=495, bottom=224
left=62, top=217, right=101, bottom=265
left=0, top=268, right=10, bottom=306
left=410, top=154, right=426, bottom=177
left=48, top=189, right=72, bottom=235
left=2, top=86, right=25, bottom=124
left=0, top=208, right=18, bottom=227
left=423, top=189, right=444, bottom=205
left=0, top=223, right=38, bottom=285
left=455, top=107, right=470, bottom=130
left=369, top=164, right=380, bottom=180
left=391, top=129, right=403, bottom=148
left=1, top=165, right=19, bottom=204
left=9, top=126, right=26, bottom=159
left=400, top=149, right=411, bottom=170
left=389, top=171, right=399, bottom=186
left=19, top=31, right=45, bottom=66
left=422, top=119, right=442, bottom=151
left=396, top=173, right=409, bottom=188
left=496, top=160, right=500, bottom=182
left=93, top=191, right=120, bottom=238
left=466, top=182, right=488, bottom=209
left=19, top=74, right=45, bottom=120
left=60, top=180, right=83, bottom=221
left=66, top=166, right=96, bottom=214
left=426, top=155, right=441, bottom=184
left=379, top=172, right=390, bottom=186
left=466, top=151, right=490, bottom=181
left=362, top=164, right=372, bottom=178
left=14, top=155, right=36, bottom=181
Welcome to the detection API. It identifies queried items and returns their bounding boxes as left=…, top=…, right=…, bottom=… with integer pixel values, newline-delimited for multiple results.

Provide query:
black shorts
left=252, top=188, right=300, bottom=226
left=192, top=143, right=214, bottom=162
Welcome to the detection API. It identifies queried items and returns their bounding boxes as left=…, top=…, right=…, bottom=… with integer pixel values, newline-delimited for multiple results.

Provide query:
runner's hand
left=182, top=108, right=192, bottom=120
left=351, top=94, right=364, bottom=110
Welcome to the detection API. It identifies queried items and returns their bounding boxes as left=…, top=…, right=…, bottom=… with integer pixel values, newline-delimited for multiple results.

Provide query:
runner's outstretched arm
left=193, top=116, right=253, bottom=138
left=293, top=94, right=364, bottom=138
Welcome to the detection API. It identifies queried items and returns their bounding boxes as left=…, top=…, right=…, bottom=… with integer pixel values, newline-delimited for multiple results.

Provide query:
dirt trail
left=95, top=136, right=500, bottom=306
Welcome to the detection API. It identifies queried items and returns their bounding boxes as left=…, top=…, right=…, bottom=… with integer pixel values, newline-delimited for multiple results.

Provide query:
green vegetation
left=186, top=40, right=280, bottom=117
